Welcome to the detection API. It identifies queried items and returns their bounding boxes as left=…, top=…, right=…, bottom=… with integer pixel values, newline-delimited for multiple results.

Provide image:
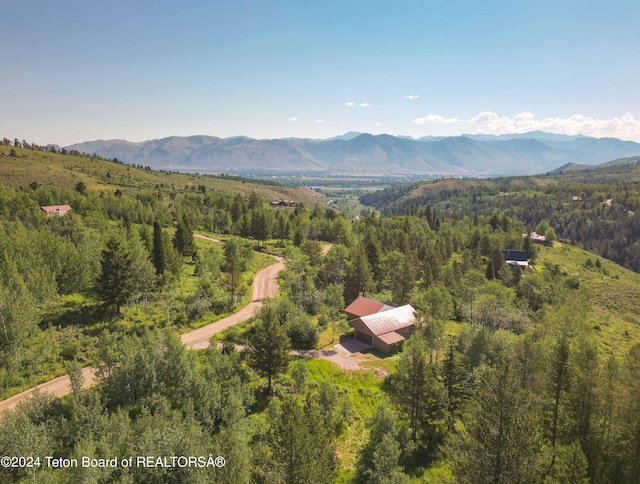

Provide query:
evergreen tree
left=394, top=334, right=430, bottom=442
left=163, top=230, right=183, bottom=278
left=152, top=221, right=166, bottom=275
left=394, top=334, right=447, bottom=457
left=251, top=208, right=271, bottom=246
left=485, top=259, right=495, bottom=280
left=593, top=354, right=619, bottom=481
left=567, top=337, right=599, bottom=470
left=302, top=394, right=339, bottom=480
left=173, top=217, right=195, bottom=258
left=247, top=300, right=291, bottom=393
left=442, top=337, right=466, bottom=429
left=222, top=237, right=249, bottom=308
left=268, top=397, right=337, bottom=484
left=363, top=227, right=383, bottom=287
left=545, top=441, right=590, bottom=484
left=449, top=361, right=542, bottom=483
left=345, top=245, right=374, bottom=303
left=213, top=423, right=252, bottom=484
left=97, top=238, right=135, bottom=313
left=548, top=331, right=571, bottom=451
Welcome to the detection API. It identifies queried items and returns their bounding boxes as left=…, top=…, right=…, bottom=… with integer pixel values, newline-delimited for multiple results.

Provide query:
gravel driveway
left=293, top=338, right=373, bottom=370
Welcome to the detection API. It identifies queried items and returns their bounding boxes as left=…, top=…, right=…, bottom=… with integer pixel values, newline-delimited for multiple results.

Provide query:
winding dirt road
left=181, top=254, right=284, bottom=349
left=0, top=248, right=284, bottom=414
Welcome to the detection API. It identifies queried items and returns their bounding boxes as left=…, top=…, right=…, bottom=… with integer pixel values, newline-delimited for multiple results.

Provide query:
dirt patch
left=293, top=339, right=377, bottom=371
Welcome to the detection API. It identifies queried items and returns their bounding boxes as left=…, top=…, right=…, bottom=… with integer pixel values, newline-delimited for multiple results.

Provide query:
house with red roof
left=344, top=296, right=394, bottom=321
left=345, top=297, right=416, bottom=353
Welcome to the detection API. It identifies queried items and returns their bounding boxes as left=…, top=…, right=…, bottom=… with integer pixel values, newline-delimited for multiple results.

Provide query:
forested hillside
left=361, top=161, right=640, bottom=272
left=1, top=141, right=640, bottom=483
left=0, top=143, right=343, bottom=397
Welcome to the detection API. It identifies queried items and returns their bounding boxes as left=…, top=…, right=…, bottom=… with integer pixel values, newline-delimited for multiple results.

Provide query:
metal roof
left=40, top=204, right=72, bottom=213
left=345, top=296, right=392, bottom=318
left=502, top=249, right=527, bottom=261
left=359, top=305, right=416, bottom=336
left=377, top=331, right=406, bottom=345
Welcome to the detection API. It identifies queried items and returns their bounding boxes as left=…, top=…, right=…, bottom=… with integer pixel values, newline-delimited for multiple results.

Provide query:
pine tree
left=268, top=397, right=337, bottom=484
left=485, top=259, right=495, bottom=280
left=173, top=217, right=195, bottom=258
left=247, top=300, right=291, bottom=393
left=546, top=441, right=590, bottom=484
left=548, top=331, right=571, bottom=450
left=449, top=361, right=542, bottom=483
left=251, top=209, right=271, bottom=246
left=222, top=237, right=248, bottom=308
left=152, top=221, right=166, bottom=275
left=302, top=394, right=339, bottom=480
left=97, top=238, right=134, bottom=313
left=345, top=246, right=374, bottom=303
left=394, top=334, right=447, bottom=456
left=442, top=337, right=465, bottom=429
left=394, top=334, right=430, bottom=442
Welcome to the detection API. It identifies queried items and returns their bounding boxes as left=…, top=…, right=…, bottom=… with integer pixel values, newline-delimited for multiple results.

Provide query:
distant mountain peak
left=65, top=132, right=640, bottom=177
left=325, top=131, right=364, bottom=141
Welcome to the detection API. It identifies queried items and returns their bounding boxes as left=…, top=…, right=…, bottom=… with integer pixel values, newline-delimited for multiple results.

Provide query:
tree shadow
left=40, top=298, right=110, bottom=335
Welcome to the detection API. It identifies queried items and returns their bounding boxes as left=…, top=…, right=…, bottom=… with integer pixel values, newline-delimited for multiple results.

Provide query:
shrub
left=287, top=318, right=318, bottom=349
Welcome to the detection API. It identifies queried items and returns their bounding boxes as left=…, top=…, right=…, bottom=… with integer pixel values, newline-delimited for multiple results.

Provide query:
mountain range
left=67, top=132, right=640, bottom=177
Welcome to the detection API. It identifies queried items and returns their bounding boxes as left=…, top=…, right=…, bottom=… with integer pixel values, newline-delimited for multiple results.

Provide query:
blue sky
left=2, top=0, right=639, bottom=145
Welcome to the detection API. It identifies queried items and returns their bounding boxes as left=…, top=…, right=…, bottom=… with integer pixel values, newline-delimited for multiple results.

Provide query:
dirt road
left=0, top=252, right=285, bottom=413
left=181, top=255, right=284, bottom=349
left=193, top=233, right=222, bottom=243
left=0, top=367, right=99, bottom=413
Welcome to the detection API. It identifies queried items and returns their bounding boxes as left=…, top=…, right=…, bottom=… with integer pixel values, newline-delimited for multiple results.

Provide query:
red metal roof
left=345, top=297, right=388, bottom=318
left=377, top=331, right=406, bottom=345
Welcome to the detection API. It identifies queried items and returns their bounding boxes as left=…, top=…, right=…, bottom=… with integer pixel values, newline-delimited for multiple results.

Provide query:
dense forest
left=1, top=144, right=640, bottom=482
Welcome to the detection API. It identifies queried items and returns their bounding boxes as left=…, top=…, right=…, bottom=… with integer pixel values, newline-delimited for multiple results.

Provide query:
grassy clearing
left=300, top=357, right=390, bottom=478
left=536, top=242, right=640, bottom=354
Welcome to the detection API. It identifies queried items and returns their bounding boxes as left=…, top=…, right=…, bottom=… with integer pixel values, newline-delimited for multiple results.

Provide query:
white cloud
left=413, top=114, right=460, bottom=124
left=405, top=95, right=420, bottom=100
left=315, top=119, right=324, bottom=124
left=373, top=122, right=381, bottom=128
left=468, top=111, right=640, bottom=139
left=412, top=111, right=640, bottom=140
left=287, top=116, right=298, bottom=122
left=346, top=101, right=369, bottom=107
